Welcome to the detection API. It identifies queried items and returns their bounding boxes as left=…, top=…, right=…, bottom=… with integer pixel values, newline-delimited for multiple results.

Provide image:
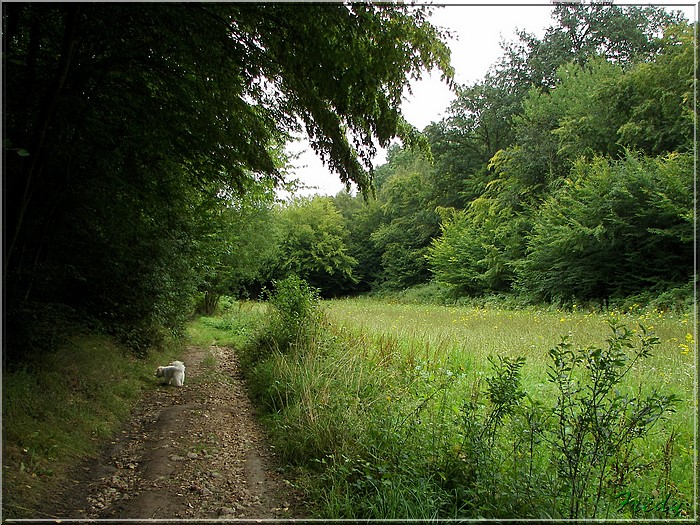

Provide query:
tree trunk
left=204, top=291, right=220, bottom=315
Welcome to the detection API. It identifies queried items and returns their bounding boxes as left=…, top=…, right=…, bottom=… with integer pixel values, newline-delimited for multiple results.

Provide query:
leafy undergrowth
left=2, top=334, right=180, bottom=518
left=233, top=280, right=694, bottom=520
left=187, top=300, right=267, bottom=349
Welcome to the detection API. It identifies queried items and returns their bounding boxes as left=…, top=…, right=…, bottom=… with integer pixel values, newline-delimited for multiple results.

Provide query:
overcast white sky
left=284, top=1, right=697, bottom=198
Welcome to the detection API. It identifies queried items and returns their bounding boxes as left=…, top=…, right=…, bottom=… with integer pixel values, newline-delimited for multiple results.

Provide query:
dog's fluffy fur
left=156, top=360, right=186, bottom=387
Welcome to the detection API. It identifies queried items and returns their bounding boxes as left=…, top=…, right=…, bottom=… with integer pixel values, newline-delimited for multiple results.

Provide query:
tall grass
left=237, top=291, right=696, bottom=520
left=328, top=298, right=694, bottom=403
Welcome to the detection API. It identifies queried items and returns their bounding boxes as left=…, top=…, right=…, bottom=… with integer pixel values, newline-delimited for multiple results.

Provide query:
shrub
left=519, top=152, right=694, bottom=303
left=265, top=275, right=323, bottom=353
left=241, top=275, right=324, bottom=384
left=544, top=320, right=679, bottom=518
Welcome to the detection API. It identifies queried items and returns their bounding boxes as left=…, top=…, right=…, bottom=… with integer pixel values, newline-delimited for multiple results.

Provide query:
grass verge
left=2, top=333, right=181, bottom=519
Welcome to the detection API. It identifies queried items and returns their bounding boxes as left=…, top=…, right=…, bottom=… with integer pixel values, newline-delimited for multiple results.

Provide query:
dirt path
left=50, top=345, right=305, bottom=520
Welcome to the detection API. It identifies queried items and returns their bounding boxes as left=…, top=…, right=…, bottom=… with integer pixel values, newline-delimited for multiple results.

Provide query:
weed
left=544, top=320, right=679, bottom=518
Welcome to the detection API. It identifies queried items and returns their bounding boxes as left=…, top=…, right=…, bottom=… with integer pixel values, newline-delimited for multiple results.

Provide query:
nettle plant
left=544, top=320, right=679, bottom=518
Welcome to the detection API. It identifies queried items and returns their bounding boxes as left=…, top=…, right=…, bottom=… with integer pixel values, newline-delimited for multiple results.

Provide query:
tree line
left=246, top=3, right=694, bottom=309
left=3, top=2, right=694, bottom=360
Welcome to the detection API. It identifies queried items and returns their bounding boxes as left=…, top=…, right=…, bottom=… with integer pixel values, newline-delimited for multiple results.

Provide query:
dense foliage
left=3, top=1, right=693, bottom=360
left=520, top=152, right=693, bottom=302
left=3, top=2, right=451, bottom=359
left=273, top=197, right=358, bottom=295
left=278, top=4, right=694, bottom=308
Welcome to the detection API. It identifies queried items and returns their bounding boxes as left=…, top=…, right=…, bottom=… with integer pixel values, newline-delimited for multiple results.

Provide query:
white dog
left=156, top=360, right=186, bottom=387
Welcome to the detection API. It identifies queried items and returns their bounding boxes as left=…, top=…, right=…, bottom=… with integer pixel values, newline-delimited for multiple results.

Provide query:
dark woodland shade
left=2, top=2, right=451, bottom=357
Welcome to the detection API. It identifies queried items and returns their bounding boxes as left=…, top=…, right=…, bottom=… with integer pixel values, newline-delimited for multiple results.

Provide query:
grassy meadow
left=233, top=290, right=696, bottom=520
left=325, top=297, right=695, bottom=400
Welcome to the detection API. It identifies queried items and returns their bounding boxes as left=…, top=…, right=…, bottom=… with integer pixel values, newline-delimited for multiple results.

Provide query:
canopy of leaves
left=369, top=149, right=439, bottom=290
left=2, top=2, right=452, bottom=355
left=497, top=2, right=684, bottom=89
left=273, top=197, right=358, bottom=295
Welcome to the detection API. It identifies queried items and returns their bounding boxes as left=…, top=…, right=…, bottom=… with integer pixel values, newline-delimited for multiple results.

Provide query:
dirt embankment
left=45, top=345, right=305, bottom=521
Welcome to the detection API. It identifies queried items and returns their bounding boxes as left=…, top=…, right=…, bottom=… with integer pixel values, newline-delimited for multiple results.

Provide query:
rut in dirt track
left=50, top=344, right=304, bottom=520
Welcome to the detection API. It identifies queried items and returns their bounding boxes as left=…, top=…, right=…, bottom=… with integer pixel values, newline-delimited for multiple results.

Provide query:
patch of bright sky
left=283, top=1, right=696, bottom=199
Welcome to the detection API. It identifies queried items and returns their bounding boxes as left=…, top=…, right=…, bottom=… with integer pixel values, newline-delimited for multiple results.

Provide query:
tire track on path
left=51, top=345, right=304, bottom=520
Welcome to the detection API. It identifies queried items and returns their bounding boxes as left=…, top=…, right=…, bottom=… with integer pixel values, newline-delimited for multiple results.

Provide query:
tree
left=609, top=22, right=694, bottom=156
left=424, top=13, right=693, bottom=303
left=427, top=197, right=526, bottom=296
left=273, top=197, right=358, bottom=295
left=482, top=19, right=693, bottom=230
left=195, top=179, right=281, bottom=314
left=553, top=22, right=694, bottom=159
left=370, top=149, right=439, bottom=290
left=424, top=75, right=520, bottom=208
left=497, top=1, right=684, bottom=90
left=490, top=57, right=625, bottom=200
left=331, top=190, right=384, bottom=294
left=2, top=2, right=453, bottom=355
left=518, top=152, right=694, bottom=303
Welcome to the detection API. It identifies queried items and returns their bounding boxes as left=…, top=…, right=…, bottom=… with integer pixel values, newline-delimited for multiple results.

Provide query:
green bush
left=544, top=321, right=679, bottom=518
left=240, top=275, right=325, bottom=399
left=519, top=152, right=694, bottom=303
left=265, top=275, right=323, bottom=354
left=426, top=207, right=519, bottom=296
